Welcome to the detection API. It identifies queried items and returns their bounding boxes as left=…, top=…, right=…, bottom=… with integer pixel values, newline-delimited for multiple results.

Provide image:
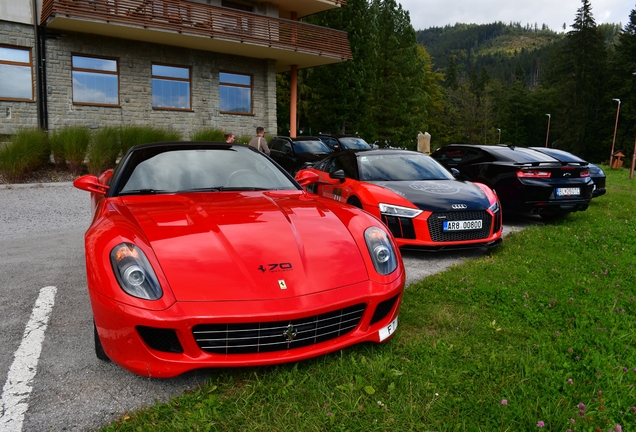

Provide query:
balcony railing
left=40, top=0, right=352, bottom=63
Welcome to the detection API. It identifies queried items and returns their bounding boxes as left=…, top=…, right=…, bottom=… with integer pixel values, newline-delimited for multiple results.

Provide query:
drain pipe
left=32, top=0, right=47, bottom=130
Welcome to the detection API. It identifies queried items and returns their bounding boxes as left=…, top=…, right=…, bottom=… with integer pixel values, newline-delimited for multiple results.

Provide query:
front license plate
left=443, top=220, right=482, bottom=231
left=379, top=316, right=398, bottom=342
left=556, top=187, right=580, bottom=197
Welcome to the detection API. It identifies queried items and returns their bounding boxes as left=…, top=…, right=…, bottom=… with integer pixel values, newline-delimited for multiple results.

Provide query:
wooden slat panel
left=40, top=0, right=352, bottom=60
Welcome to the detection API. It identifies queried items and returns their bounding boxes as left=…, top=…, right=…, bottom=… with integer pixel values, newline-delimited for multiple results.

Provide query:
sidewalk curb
left=0, top=182, right=74, bottom=190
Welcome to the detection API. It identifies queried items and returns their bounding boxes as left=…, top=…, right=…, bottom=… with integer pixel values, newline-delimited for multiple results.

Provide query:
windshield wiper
left=118, top=189, right=170, bottom=196
left=184, top=187, right=225, bottom=192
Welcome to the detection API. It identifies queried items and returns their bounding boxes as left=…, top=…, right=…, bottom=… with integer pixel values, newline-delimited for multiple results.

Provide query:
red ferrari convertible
left=296, top=149, right=503, bottom=251
left=74, top=142, right=404, bottom=377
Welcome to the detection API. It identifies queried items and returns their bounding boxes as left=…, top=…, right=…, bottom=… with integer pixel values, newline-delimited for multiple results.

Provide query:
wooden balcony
left=40, top=0, right=352, bottom=72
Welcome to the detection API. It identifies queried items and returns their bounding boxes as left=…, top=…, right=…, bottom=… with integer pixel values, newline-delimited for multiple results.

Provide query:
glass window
left=152, top=64, right=191, bottom=110
left=72, top=55, right=119, bottom=105
left=0, top=46, right=33, bottom=101
left=219, top=72, right=252, bottom=114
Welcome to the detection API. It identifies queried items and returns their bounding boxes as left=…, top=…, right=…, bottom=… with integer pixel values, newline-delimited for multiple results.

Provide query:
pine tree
left=545, top=0, right=608, bottom=159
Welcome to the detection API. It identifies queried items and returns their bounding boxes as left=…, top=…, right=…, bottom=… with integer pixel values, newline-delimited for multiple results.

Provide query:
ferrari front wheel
left=93, top=321, right=110, bottom=361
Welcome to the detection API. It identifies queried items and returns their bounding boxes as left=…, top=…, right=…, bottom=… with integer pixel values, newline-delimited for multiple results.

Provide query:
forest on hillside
left=281, top=0, right=636, bottom=163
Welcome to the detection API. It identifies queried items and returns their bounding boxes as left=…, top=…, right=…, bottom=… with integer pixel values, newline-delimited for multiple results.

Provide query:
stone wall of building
left=1, top=21, right=277, bottom=139
left=0, top=21, right=39, bottom=136
left=44, top=31, right=277, bottom=139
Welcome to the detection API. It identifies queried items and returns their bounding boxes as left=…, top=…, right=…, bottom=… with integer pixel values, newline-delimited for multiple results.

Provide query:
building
left=0, top=0, right=352, bottom=138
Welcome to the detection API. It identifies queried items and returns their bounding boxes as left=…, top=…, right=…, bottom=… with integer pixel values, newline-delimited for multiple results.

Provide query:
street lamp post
left=610, top=98, right=621, bottom=168
left=497, top=128, right=501, bottom=144
left=545, top=114, right=551, bottom=147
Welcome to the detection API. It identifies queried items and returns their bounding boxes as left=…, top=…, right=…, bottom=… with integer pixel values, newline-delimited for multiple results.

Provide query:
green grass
left=103, top=168, right=635, bottom=432
left=49, top=126, right=92, bottom=174
left=190, top=128, right=227, bottom=142
left=0, top=128, right=49, bottom=181
left=87, top=126, right=121, bottom=175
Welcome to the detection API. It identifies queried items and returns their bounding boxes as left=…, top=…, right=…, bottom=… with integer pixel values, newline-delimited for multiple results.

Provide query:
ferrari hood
left=121, top=191, right=369, bottom=302
left=370, top=180, right=490, bottom=212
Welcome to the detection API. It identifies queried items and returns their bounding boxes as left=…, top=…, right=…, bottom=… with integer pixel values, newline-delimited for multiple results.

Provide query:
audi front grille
left=428, top=210, right=493, bottom=242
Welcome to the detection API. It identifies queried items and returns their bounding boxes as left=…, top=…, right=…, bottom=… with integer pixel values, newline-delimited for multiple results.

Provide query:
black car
left=268, top=136, right=332, bottom=175
left=318, top=134, right=372, bottom=151
left=431, top=144, right=594, bottom=219
left=529, top=147, right=606, bottom=198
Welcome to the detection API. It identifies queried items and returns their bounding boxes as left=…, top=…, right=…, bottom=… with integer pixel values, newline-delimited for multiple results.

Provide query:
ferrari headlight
left=488, top=200, right=500, bottom=213
left=379, top=203, right=423, bottom=219
left=364, top=226, right=398, bottom=275
left=110, top=243, right=162, bottom=300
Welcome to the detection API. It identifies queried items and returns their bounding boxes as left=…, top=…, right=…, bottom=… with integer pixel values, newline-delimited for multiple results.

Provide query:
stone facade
left=1, top=21, right=277, bottom=139
left=0, top=21, right=39, bottom=135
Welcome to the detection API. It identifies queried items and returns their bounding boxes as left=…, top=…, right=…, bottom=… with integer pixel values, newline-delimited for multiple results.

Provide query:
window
left=72, top=55, right=119, bottom=105
left=219, top=72, right=252, bottom=114
left=221, top=1, right=253, bottom=12
left=152, top=64, right=191, bottom=110
left=0, top=46, right=33, bottom=101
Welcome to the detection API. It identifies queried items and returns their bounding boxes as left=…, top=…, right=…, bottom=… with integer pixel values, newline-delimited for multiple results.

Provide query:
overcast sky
left=399, top=0, right=635, bottom=32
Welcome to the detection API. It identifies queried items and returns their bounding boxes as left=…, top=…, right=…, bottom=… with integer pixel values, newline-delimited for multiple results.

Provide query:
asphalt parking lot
left=0, top=182, right=535, bottom=431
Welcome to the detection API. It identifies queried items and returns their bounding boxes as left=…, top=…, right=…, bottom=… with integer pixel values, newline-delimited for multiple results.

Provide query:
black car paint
left=529, top=147, right=606, bottom=198
left=369, top=180, right=490, bottom=213
left=431, top=144, right=594, bottom=217
left=268, top=136, right=332, bottom=175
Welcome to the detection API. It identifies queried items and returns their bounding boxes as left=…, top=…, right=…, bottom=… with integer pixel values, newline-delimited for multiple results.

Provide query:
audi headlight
left=364, top=226, right=398, bottom=275
left=379, top=203, right=423, bottom=219
left=488, top=200, right=500, bottom=213
left=110, top=243, right=162, bottom=300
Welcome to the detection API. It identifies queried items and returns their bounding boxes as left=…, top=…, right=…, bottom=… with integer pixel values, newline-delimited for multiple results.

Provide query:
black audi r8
left=295, top=149, right=503, bottom=251
left=431, top=144, right=594, bottom=219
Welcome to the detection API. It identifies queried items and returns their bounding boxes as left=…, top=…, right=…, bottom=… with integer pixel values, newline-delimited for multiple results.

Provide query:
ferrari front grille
left=192, top=304, right=366, bottom=354
left=428, top=210, right=493, bottom=242
left=381, top=215, right=416, bottom=239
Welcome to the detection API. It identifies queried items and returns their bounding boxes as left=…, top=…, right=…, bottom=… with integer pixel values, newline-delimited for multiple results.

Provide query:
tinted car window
left=293, top=140, right=331, bottom=154
left=324, top=153, right=356, bottom=177
left=487, top=147, right=557, bottom=163
left=270, top=139, right=287, bottom=152
left=358, top=153, right=454, bottom=181
left=433, top=148, right=466, bottom=163
left=339, top=137, right=371, bottom=150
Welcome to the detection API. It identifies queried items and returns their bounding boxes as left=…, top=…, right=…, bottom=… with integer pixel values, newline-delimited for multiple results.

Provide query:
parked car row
left=72, top=139, right=604, bottom=377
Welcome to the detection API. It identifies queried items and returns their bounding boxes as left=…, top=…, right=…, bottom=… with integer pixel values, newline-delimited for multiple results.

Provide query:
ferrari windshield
left=115, top=144, right=299, bottom=195
left=358, top=153, right=455, bottom=181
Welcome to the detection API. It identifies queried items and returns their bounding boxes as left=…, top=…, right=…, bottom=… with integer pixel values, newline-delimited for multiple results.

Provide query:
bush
left=87, top=126, right=121, bottom=175
left=190, top=128, right=226, bottom=142
left=50, top=126, right=91, bottom=174
left=0, top=128, right=49, bottom=182
left=119, top=126, right=181, bottom=155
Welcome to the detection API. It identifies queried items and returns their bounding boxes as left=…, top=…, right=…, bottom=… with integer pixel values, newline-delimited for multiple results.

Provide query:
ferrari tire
left=347, top=196, right=363, bottom=209
left=94, top=321, right=110, bottom=361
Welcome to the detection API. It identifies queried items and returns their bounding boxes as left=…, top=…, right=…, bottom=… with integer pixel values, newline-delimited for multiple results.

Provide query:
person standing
left=248, top=126, right=270, bottom=155
left=224, top=133, right=235, bottom=143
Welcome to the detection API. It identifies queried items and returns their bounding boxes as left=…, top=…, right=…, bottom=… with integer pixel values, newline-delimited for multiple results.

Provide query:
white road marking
left=0, top=286, right=57, bottom=432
